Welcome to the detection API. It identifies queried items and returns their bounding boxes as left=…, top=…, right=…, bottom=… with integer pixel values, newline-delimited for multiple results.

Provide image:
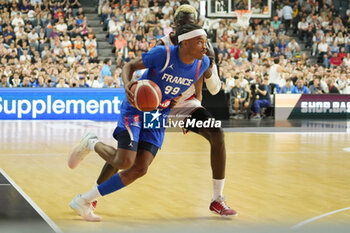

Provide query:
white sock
left=82, top=186, right=102, bottom=203
left=88, top=138, right=99, bottom=151
left=92, top=182, right=98, bottom=189
left=212, top=179, right=225, bottom=200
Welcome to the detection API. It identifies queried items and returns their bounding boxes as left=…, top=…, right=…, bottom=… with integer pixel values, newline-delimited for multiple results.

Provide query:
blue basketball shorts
left=112, top=106, right=165, bottom=156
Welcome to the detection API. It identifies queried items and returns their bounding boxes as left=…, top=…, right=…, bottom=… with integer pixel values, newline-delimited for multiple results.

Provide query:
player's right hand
left=125, top=80, right=137, bottom=105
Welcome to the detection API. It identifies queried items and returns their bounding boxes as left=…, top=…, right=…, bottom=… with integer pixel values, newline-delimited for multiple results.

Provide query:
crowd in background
left=0, top=0, right=108, bottom=88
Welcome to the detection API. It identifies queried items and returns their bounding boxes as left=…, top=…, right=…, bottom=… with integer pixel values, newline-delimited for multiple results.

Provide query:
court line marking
left=0, top=168, right=63, bottom=233
left=291, top=206, right=350, bottom=229
left=344, top=147, right=350, bottom=152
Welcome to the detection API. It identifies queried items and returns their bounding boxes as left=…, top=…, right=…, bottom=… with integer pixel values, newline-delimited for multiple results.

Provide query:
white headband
left=178, top=29, right=207, bottom=43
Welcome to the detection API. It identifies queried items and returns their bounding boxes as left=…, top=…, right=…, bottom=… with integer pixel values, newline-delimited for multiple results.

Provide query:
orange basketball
left=130, top=80, right=162, bottom=112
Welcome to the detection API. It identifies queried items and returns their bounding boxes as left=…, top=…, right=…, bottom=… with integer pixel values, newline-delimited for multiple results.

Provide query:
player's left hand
left=204, top=42, right=215, bottom=79
left=206, top=41, right=215, bottom=68
left=125, top=80, right=137, bottom=105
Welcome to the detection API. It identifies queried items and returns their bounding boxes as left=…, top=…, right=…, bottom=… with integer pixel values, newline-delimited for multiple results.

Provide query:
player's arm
left=203, top=41, right=221, bottom=95
left=123, top=46, right=167, bottom=104
left=122, top=57, right=146, bottom=104
left=194, top=75, right=204, bottom=102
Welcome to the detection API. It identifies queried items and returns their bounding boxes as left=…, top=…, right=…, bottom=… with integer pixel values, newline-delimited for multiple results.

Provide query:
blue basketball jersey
left=114, top=45, right=209, bottom=150
left=131, top=45, right=209, bottom=111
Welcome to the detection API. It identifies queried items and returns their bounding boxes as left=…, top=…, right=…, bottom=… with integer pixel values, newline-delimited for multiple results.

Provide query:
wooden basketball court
left=1, top=120, right=350, bottom=233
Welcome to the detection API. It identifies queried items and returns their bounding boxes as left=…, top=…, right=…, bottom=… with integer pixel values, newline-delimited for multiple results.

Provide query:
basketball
left=130, top=80, right=162, bottom=112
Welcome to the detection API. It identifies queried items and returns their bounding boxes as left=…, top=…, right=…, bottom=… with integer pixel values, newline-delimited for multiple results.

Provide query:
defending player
left=68, top=24, right=210, bottom=221
left=158, top=5, right=236, bottom=217
left=93, top=4, right=237, bottom=217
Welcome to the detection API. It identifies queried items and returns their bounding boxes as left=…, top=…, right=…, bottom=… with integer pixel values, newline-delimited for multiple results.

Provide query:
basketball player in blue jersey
left=91, top=4, right=237, bottom=218
left=67, top=24, right=210, bottom=221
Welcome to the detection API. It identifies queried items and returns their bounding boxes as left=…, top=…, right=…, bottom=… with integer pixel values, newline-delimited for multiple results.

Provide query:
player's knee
left=211, top=127, right=225, bottom=145
left=121, top=156, right=135, bottom=169
left=201, top=127, right=225, bottom=145
left=113, top=155, right=134, bottom=169
left=134, top=167, right=148, bottom=178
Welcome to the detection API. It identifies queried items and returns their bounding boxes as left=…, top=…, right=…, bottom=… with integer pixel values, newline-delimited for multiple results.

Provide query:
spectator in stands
left=20, top=77, right=32, bottom=87
left=108, top=15, right=118, bottom=44
left=345, top=34, right=350, bottom=53
left=55, top=17, right=67, bottom=34
left=78, top=76, right=89, bottom=88
left=280, top=78, right=294, bottom=94
left=102, top=75, right=115, bottom=88
left=309, top=76, right=324, bottom=94
left=10, top=72, right=21, bottom=87
left=100, top=58, right=112, bottom=83
left=20, top=49, right=32, bottom=63
left=41, top=45, right=50, bottom=59
left=162, top=2, right=173, bottom=15
left=223, top=73, right=234, bottom=93
left=327, top=78, right=340, bottom=94
left=0, top=75, right=10, bottom=87
left=287, top=39, right=299, bottom=56
left=115, top=69, right=124, bottom=87
left=69, top=0, right=81, bottom=16
left=85, top=34, right=98, bottom=59
left=342, top=53, right=350, bottom=67
left=56, top=77, right=69, bottom=88
left=330, top=53, right=342, bottom=67
left=252, top=76, right=271, bottom=120
left=114, top=34, right=127, bottom=53
left=70, top=78, right=79, bottom=88
left=12, top=12, right=24, bottom=28
left=292, top=79, right=309, bottom=94
left=271, top=16, right=281, bottom=30
left=217, top=42, right=229, bottom=60
left=317, top=37, right=328, bottom=63
left=34, top=75, right=47, bottom=88
left=87, top=73, right=101, bottom=88
left=312, top=31, right=322, bottom=56
left=282, top=1, right=293, bottom=33
left=338, top=47, right=346, bottom=60
left=297, top=17, right=309, bottom=41
left=4, top=25, right=16, bottom=45
left=230, top=77, right=249, bottom=119
left=330, top=42, right=339, bottom=54
left=335, top=74, right=347, bottom=94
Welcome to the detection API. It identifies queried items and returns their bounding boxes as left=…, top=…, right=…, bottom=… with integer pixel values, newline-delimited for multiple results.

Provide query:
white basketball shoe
left=69, top=194, right=102, bottom=222
left=68, top=132, right=98, bottom=169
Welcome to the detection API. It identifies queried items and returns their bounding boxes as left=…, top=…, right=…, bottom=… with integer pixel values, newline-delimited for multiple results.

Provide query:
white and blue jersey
left=113, top=45, right=210, bottom=152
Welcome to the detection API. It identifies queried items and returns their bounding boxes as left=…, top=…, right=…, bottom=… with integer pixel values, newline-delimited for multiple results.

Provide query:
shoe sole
left=67, top=132, right=95, bottom=169
left=210, top=210, right=238, bottom=217
left=67, top=147, right=89, bottom=169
